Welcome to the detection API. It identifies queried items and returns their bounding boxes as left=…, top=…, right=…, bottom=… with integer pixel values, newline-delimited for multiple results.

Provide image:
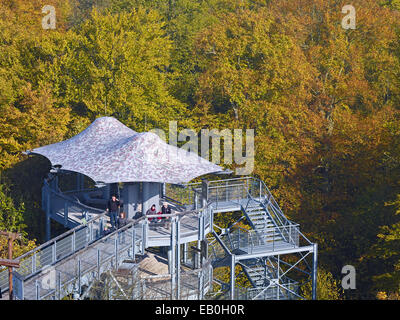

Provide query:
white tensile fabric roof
left=29, top=117, right=222, bottom=184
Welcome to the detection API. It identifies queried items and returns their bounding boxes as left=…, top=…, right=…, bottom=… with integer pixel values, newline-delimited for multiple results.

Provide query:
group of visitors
left=146, top=202, right=171, bottom=223
left=103, top=195, right=172, bottom=236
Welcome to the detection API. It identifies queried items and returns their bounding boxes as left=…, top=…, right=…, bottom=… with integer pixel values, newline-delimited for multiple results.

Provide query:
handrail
left=45, top=180, right=104, bottom=213
left=297, top=229, right=313, bottom=246
left=185, top=176, right=252, bottom=187
left=253, top=177, right=293, bottom=226
left=242, top=177, right=293, bottom=227
left=207, top=183, right=249, bottom=190
left=22, top=204, right=214, bottom=299
left=248, top=192, right=285, bottom=229
left=10, top=193, right=214, bottom=280
left=239, top=183, right=289, bottom=245
left=17, top=211, right=107, bottom=261
left=63, top=187, right=101, bottom=195
left=227, top=224, right=300, bottom=253
left=163, top=195, right=186, bottom=209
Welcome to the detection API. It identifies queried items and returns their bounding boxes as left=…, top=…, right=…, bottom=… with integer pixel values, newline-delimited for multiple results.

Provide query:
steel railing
left=43, top=179, right=104, bottom=226
left=4, top=204, right=214, bottom=299
left=226, top=225, right=300, bottom=254
left=0, top=211, right=109, bottom=294
left=35, top=220, right=145, bottom=300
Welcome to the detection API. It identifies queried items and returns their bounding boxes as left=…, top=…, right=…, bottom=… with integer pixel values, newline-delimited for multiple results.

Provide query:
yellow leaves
left=1, top=0, right=73, bottom=35
left=194, top=7, right=315, bottom=130
left=0, top=237, right=37, bottom=259
left=376, top=290, right=400, bottom=300
left=212, top=264, right=251, bottom=291
left=376, top=291, right=388, bottom=299
left=0, top=83, right=71, bottom=170
left=301, top=268, right=343, bottom=300
left=45, top=7, right=186, bottom=131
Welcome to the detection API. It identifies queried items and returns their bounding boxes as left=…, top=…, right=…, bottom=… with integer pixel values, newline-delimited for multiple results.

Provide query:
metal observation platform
left=0, top=175, right=317, bottom=300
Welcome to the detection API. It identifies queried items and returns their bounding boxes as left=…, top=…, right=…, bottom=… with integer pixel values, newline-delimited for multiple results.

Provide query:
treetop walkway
left=0, top=176, right=317, bottom=300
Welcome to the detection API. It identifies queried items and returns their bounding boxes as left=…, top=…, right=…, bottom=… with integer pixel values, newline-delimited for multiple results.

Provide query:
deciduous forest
left=1, top=0, right=400, bottom=299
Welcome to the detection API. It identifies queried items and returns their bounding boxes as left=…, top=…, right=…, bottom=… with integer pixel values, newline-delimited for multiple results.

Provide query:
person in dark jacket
left=161, top=202, right=171, bottom=228
left=106, top=195, right=120, bottom=229
left=117, top=212, right=128, bottom=229
left=161, top=202, right=171, bottom=215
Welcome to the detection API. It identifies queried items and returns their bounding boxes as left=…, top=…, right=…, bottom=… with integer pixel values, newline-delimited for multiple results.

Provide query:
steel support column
left=57, top=271, right=61, bottom=300
left=97, top=249, right=100, bottom=280
left=230, top=254, right=235, bottom=299
left=131, top=228, right=136, bottom=260
left=64, top=201, right=68, bottom=227
left=176, top=219, right=181, bottom=299
left=183, top=242, right=188, bottom=265
left=312, top=243, right=318, bottom=300
left=35, top=280, right=40, bottom=300
left=78, top=258, right=81, bottom=295
left=46, top=186, right=51, bottom=241
left=170, top=217, right=177, bottom=297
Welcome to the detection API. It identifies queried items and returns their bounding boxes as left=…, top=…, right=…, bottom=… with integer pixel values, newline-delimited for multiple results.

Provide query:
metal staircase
left=239, top=258, right=272, bottom=287
left=244, top=200, right=275, bottom=231
left=196, top=177, right=317, bottom=300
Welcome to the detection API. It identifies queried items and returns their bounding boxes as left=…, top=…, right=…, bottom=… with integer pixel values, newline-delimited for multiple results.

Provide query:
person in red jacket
left=146, top=204, right=157, bottom=222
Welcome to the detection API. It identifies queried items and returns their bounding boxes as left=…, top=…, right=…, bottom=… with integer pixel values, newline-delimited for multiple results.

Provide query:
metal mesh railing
left=208, top=238, right=227, bottom=264
left=227, top=225, right=300, bottom=254
left=165, top=184, right=196, bottom=208
left=0, top=213, right=108, bottom=295
left=43, top=180, right=104, bottom=227
left=247, top=178, right=294, bottom=228
left=236, top=282, right=300, bottom=300
left=0, top=267, right=7, bottom=294
left=129, top=260, right=212, bottom=300
left=32, top=222, right=144, bottom=300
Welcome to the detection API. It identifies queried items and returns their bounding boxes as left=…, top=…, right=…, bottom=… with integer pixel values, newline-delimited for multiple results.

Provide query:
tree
left=0, top=83, right=71, bottom=170
left=0, top=182, right=36, bottom=259
left=301, top=269, right=343, bottom=300
left=45, top=8, right=186, bottom=131
left=192, top=7, right=324, bottom=208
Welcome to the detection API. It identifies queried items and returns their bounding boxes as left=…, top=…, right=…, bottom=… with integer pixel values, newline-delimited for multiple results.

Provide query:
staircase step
left=254, top=226, right=275, bottom=230
left=247, top=268, right=264, bottom=273
left=251, top=217, right=271, bottom=222
left=251, top=220, right=272, bottom=225
left=247, top=213, right=269, bottom=218
left=248, top=275, right=264, bottom=280
left=246, top=207, right=263, bottom=212
left=260, top=229, right=282, bottom=234
left=247, top=212, right=265, bottom=217
left=253, top=221, right=274, bottom=226
left=254, top=225, right=276, bottom=230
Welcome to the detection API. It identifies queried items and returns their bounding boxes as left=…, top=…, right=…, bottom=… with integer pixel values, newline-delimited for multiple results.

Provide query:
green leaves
left=46, top=8, right=186, bottom=131
left=301, top=269, right=344, bottom=300
left=0, top=183, right=26, bottom=234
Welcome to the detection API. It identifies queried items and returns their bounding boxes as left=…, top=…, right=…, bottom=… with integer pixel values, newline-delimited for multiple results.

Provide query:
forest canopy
left=1, top=0, right=400, bottom=299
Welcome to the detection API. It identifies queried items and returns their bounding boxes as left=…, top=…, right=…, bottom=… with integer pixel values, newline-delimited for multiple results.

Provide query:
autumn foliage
left=1, top=0, right=400, bottom=298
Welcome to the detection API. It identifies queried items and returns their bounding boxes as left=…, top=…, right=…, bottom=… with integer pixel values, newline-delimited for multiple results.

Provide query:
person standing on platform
left=161, top=202, right=171, bottom=215
left=106, top=194, right=120, bottom=230
left=161, top=202, right=171, bottom=228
